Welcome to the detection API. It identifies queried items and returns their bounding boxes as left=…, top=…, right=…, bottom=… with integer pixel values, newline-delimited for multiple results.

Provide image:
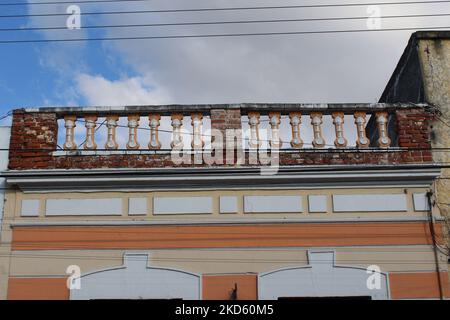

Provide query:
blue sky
left=0, top=0, right=449, bottom=126
left=0, top=1, right=138, bottom=110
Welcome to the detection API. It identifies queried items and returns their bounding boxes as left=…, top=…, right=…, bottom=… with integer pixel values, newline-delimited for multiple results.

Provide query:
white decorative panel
left=71, top=254, right=201, bottom=300
left=220, top=196, right=238, bottom=214
left=21, top=199, right=40, bottom=217
left=46, top=198, right=122, bottom=216
left=412, top=193, right=430, bottom=211
left=259, top=251, right=388, bottom=300
left=128, top=197, right=148, bottom=215
left=244, top=195, right=302, bottom=213
left=332, top=194, right=407, bottom=212
left=153, top=197, right=213, bottom=215
left=308, top=195, right=328, bottom=213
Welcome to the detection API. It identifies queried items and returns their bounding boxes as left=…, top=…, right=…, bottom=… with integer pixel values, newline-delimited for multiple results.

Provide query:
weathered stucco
left=417, top=38, right=450, bottom=253
left=380, top=31, right=450, bottom=278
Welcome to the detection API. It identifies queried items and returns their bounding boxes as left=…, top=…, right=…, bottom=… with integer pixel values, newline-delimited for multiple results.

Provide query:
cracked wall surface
left=418, top=38, right=450, bottom=273
left=379, top=32, right=450, bottom=283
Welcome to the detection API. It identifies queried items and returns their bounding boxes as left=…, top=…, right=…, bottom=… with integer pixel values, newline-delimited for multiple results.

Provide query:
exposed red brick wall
left=211, top=108, right=241, bottom=132
left=8, top=109, right=58, bottom=170
left=8, top=107, right=433, bottom=170
left=396, top=108, right=433, bottom=163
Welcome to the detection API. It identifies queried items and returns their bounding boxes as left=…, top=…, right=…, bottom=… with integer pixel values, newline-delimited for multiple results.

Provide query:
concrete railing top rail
left=18, top=103, right=428, bottom=117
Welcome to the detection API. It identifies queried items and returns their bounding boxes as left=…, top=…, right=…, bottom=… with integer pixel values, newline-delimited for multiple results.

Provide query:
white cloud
left=75, top=74, right=172, bottom=105
left=27, top=0, right=450, bottom=105
left=97, top=0, right=450, bottom=103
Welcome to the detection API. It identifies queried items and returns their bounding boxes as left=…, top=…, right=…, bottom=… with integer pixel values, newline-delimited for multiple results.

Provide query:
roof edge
left=413, top=30, right=450, bottom=40
left=13, top=102, right=429, bottom=115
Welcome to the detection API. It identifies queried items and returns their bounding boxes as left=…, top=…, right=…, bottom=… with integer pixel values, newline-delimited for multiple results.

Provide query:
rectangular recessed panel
left=21, top=199, right=40, bottom=217
left=220, top=196, right=238, bottom=214
left=153, top=197, right=213, bottom=215
left=308, top=195, right=328, bottom=213
left=128, top=197, right=148, bottom=215
left=244, top=195, right=302, bottom=213
left=332, top=194, right=407, bottom=212
left=412, top=193, right=430, bottom=211
left=46, top=198, right=123, bottom=216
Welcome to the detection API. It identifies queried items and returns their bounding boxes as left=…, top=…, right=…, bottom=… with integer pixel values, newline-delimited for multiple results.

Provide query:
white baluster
left=105, top=115, right=119, bottom=150
left=126, top=115, right=140, bottom=150
left=191, top=113, right=204, bottom=149
left=354, top=112, right=370, bottom=148
left=269, top=112, right=282, bottom=149
left=332, top=112, right=348, bottom=148
left=63, top=115, right=77, bottom=150
left=376, top=112, right=391, bottom=148
left=289, top=112, right=303, bottom=148
left=148, top=114, right=161, bottom=150
left=84, top=115, right=97, bottom=150
left=171, top=113, right=184, bottom=149
left=248, top=112, right=261, bottom=149
left=310, top=112, right=325, bottom=148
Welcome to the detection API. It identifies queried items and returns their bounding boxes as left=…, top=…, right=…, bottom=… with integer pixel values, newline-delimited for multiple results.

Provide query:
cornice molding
left=3, top=165, right=441, bottom=192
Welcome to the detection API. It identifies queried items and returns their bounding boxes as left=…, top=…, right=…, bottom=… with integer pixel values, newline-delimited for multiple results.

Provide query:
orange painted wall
left=203, top=275, right=258, bottom=300
left=8, top=278, right=69, bottom=300
left=11, top=222, right=438, bottom=251
left=7, top=272, right=450, bottom=300
left=389, top=272, right=450, bottom=299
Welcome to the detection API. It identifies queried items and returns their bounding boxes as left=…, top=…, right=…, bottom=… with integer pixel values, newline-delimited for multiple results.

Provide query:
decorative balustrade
left=289, top=112, right=303, bottom=148
left=105, top=115, right=119, bottom=150
left=59, top=107, right=398, bottom=152
left=148, top=114, right=161, bottom=150
left=332, top=112, right=347, bottom=148
left=9, top=104, right=432, bottom=170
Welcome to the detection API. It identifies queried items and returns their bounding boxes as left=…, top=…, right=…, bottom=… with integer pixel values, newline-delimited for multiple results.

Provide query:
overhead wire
left=1, top=13, right=450, bottom=32
left=1, top=1, right=450, bottom=18
left=2, top=26, right=450, bottom=44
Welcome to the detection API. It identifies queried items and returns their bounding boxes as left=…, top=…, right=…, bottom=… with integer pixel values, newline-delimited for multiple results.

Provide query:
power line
left=435, top=115, right=450, bottom=129
left=0, top=169, right=450, bottom=189
left=3, top=147, right=450, bottom=152
left=77, top=119, right=106, bottom=148
left=0, top=167, right=450, bottom=188
left=2, top=224, right=443, bottom=234
left=0, top=253, right=443, bottom=264
left=0, top=0, right=442, bottom=6
left=76, top=118, right=356, bottom=148
left=0, top=221, right=446, bottom=232
left=1, top=26, right=450, bottom=44
left=0, top=0, right=149, bottom=5
left=2, top=230, right=442, bottom=240
left=1, top=232, right=445, bottom=242
left=1, top=112, right=449, bottom=152
left=0, top=174, right=449, bottom=189
left=2, top=13, right=449, bottom=32
left=0, top=113, right=442, bottom=149
left=3, top=148, right=450, bottom=152
left=0, top=111, right=12, bottom=121
left=1, top=1, right=449, bottom=18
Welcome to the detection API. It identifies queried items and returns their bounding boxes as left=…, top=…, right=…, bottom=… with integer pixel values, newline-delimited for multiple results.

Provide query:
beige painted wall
left=0, top=190, right=15, bottom=300
left=4, top=187, right=433, bottom=222
left=7, top=246, right=441, bottom=277
left=0, top=186, right=444, bottom=299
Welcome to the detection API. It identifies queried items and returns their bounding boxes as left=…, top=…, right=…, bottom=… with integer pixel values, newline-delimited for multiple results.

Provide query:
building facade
left=0, top=102, right=448, bottom=300
left=0, top=32, right=449, bottom=300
